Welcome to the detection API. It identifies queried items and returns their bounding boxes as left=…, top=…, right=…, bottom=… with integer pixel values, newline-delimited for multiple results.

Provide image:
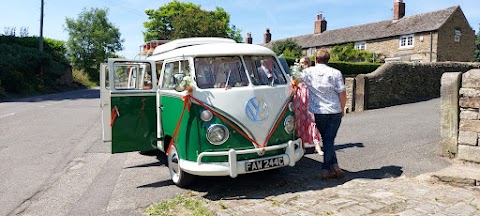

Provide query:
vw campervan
left=100, top=38, right=304, bottom=187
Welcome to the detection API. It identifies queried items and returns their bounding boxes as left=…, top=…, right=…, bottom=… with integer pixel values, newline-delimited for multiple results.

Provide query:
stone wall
left=457, top=70, right=480, bottom=162
left=437, top=8, right=476, bottom=62
left=355, top=62, right=480, bottom=110
left=366, top=31, right=438, bottom=63
left=59, top=65, right=73, bottom=86
left=441, top=69, right=480, bottom=163
left=345, top=78, right=355, bottom=113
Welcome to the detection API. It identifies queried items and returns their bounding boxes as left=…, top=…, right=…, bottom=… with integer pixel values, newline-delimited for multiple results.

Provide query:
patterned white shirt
left=301, top=64, right=345, bottom=114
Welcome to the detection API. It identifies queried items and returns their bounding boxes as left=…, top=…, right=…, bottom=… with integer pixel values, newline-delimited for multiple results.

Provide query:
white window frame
left=454, top=30, right=461, bottom=42
left=399, top=34, right=414, bottom=48
left=354, top=41, right=366, bottom=50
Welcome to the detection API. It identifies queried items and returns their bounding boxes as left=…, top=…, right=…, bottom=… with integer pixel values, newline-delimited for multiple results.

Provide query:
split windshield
left=194, top=56, right=287, bottom=89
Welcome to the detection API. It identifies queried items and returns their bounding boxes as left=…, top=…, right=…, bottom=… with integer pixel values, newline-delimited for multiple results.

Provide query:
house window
left=354, top=42, right=366, bottom=50
left=454, top=30, right=461, bottom=42
left=307, top=47, right=316, bottom=56
left=399, top=34, right=414, bottom=48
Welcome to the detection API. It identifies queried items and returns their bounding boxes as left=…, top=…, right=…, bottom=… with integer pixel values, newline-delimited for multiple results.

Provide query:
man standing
left=301, top=49, right=346, bottom=179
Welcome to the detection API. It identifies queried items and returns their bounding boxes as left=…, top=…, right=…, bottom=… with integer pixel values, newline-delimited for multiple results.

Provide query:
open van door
left=105, top=59, right=158, bottom=153
left=100, top=63, right=111, bottom=142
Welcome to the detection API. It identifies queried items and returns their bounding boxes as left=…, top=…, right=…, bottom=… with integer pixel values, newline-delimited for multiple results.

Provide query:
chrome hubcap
left=171, top=152, right=179, bottom=174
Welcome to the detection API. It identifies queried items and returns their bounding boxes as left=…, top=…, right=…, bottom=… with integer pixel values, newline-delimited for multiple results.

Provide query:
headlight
left=284, top=115, right=295, bottom=134
left=200, top=110, right=213, bottom=122
left=206, top=124, right=229, bottom=145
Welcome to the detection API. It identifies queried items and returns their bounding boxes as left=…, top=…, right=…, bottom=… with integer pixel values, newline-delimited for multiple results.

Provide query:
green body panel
left=111, top=95, right=157, bottom=153
left=160, top=95, right=200, bottom=162
left=161, top=95, right=296, bottom=163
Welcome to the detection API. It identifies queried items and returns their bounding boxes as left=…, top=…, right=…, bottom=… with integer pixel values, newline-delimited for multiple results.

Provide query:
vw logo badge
left=245, top=97, right=269, bottom=122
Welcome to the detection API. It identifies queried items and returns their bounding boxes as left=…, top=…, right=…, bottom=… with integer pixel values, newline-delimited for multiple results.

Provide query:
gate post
left=354, top=74, right=366, bottom=112
left=440, top=72, right=462, bottom=157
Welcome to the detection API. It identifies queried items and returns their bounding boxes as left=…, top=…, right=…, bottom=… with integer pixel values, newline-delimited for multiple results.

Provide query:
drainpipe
left=430, top=32, right=433, bottom=62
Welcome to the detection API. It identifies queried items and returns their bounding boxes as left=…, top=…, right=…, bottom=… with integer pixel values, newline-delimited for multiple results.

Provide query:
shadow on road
left=304, top=142, right=365, bottom=155
left=0, top=89, right=99, bottom=103
left=335, top=142, right=364, bottom=151
left=135, top=149, right=403, bottom=201
left=189, top=161, right=403, bottom=201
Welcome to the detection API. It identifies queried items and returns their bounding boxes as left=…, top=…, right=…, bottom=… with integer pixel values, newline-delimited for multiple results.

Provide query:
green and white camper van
left=100, top=37, right=304, bottom=187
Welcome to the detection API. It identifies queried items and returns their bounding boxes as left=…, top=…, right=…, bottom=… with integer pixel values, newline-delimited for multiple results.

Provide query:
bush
left=0, top=80, right=6, bottom=99
left=272, top=39, right=302, bottom=58
left=328, top=61, right=382, bottom=76
left=0, top=36, right=68, bottom=64
left=281, top=56, right=297, bottom=66
left=72, top=69, right=96, bottom=88
left=0, top=43, right=69, bottom=95
left=330, top=43, right=382, bottom=63
left=279, top=56, right=381, bottom=77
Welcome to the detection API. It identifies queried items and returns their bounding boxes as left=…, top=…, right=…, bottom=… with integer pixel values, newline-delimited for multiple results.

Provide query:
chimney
left=263, top=28, right=271, bottom=44
left=314, top=13, right=327, bottom=34
left=246, top=32, right=252, bottom=44
left=393, top=0, right=405, bottom=20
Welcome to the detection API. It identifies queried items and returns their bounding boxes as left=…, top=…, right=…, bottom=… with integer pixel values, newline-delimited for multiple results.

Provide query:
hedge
left=0, top=36, right=68, bottom=64
left=280, top=56, right=382, bottom=77
left=0, top=43, right=68, bottom=97
left=328, top=61, right=382, bottom=76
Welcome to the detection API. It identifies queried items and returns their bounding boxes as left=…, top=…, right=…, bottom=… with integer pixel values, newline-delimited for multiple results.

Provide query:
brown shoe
left=321, top=172, right=337, bottom=180
left=333, top=166, right=345, bottom=178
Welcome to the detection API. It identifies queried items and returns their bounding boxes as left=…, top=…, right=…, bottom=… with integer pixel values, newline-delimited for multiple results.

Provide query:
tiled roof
left=265, top=6, right=460, bottom=49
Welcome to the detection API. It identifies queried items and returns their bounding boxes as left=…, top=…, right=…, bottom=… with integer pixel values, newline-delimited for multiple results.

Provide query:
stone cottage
left=261, top=0, right=475, bottom=63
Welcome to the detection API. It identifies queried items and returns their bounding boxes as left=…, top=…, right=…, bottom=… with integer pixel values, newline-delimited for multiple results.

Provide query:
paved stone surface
left=200, top=176, right=480, bottom=216
left=429, top=161, right=480, bottom=187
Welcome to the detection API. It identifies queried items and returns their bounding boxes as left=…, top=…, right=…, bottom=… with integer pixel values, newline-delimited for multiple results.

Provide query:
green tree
left=271, top=39, right=302, bottom=58
left=330, top=43, right=381, bottom=63
left=65, top=8, right=123, bottom=81
left=143, top=1, right=242, bottom=42
left=475, top=29, right=480, bottom=62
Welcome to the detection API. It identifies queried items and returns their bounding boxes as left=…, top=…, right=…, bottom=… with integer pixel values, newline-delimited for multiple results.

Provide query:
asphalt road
left=0, top=89, right=450, bottom=216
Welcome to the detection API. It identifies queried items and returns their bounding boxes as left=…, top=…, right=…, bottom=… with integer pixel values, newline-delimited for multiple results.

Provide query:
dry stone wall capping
left=355, top=62, right=480, bottom=111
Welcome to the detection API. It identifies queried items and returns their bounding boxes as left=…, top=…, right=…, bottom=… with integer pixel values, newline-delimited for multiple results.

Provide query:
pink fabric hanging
left=294, top=83, right=322, bottom=148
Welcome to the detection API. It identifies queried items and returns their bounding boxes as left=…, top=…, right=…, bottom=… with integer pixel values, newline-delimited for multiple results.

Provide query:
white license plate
left=245, top=156, right=284, bottom=172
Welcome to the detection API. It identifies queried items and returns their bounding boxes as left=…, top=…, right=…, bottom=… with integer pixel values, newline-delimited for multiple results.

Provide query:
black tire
left=167, top=145, right=194, bottom=187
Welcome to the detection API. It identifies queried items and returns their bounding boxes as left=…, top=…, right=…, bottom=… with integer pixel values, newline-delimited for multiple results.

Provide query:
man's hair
left=315, top=49, right=330, bottom=64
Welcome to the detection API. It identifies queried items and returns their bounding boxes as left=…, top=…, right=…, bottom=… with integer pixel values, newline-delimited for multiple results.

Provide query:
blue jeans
left=314, top=113, right=342, bottom=172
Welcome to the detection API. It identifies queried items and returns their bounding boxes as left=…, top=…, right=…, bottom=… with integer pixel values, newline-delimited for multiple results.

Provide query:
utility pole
left=39, top=0, right=44, bottom=51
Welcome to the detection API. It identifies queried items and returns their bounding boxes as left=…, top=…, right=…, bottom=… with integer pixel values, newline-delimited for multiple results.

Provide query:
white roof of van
left=152, top=37, right=236, bottom=56
left=148, top=38, right=275, bottom=60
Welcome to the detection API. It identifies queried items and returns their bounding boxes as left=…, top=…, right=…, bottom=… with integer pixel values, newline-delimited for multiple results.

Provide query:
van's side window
left=244, top=56, right=287, bottom=85
left=161, top=60, right=189, bottom=89
left=113, top=63, right=152, bottom=90
left=194, top=57, right=248, bottom=89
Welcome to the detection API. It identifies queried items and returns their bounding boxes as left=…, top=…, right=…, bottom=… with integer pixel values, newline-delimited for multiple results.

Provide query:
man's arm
left=339, top=91, right=347, bottom=117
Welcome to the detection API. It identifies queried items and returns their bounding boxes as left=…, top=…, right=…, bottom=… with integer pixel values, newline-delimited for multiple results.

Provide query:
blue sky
left=2, top=0, right=479, bottom=58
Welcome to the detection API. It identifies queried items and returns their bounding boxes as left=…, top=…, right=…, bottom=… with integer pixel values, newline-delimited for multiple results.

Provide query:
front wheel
left=167, top=145, right=194, bottom=187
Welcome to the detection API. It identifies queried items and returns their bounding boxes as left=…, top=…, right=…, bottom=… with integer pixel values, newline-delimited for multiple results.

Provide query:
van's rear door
left=107, top=59, right=158, bottom=153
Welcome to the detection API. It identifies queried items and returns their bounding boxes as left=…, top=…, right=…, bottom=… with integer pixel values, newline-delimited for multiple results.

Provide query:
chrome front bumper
left=179, top=138, right=304, bottom=178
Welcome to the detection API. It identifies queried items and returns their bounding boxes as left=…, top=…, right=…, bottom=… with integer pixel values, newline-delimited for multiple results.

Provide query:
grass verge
left=145, top=192, right=214, bottom=216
